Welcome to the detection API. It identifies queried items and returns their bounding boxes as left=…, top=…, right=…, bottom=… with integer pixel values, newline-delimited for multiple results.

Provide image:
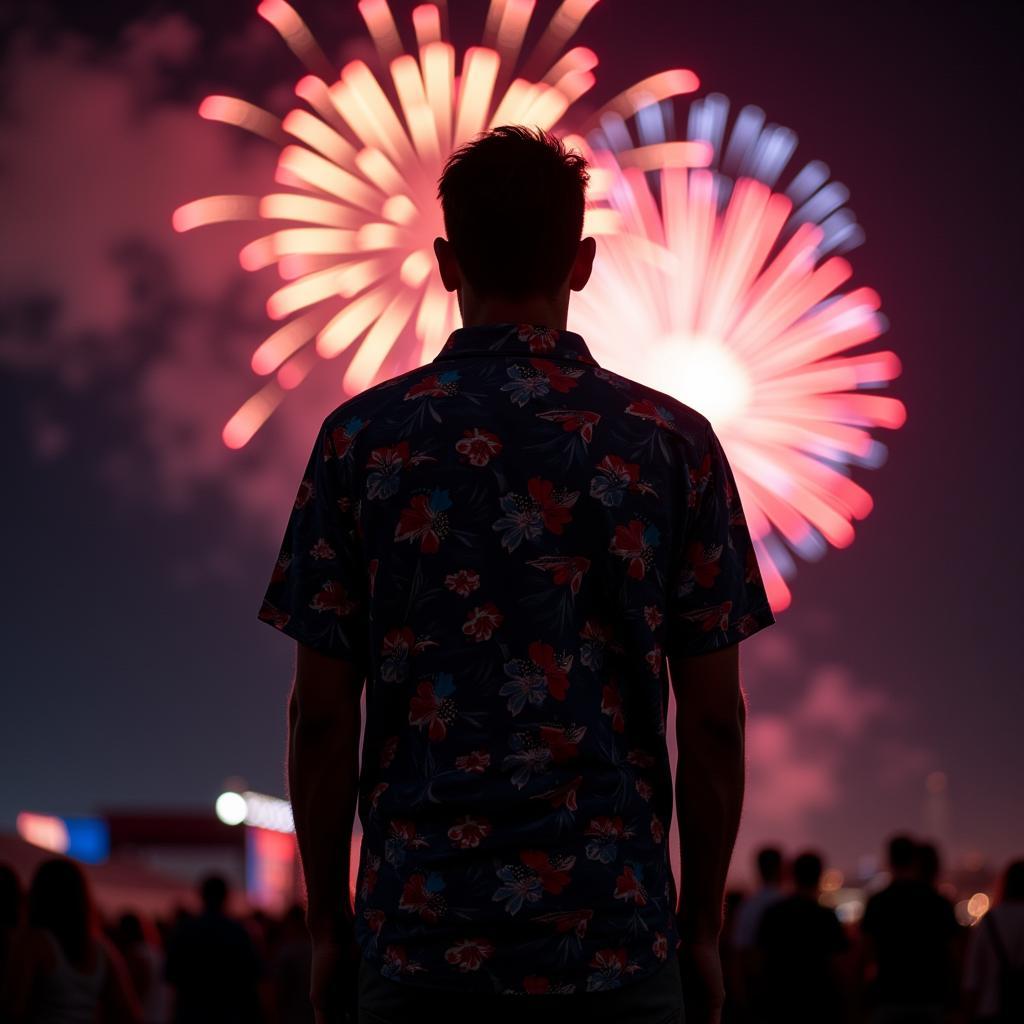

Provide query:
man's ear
left=569, top=235, right=597, bottom=292
left=433, top=236, right=461, bottom=293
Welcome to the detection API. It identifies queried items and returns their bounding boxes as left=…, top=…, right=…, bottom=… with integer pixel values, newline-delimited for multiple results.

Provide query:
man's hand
left=678, top=940, right=725, bottom=1024
left=310, top=926, right=362, bottom=1024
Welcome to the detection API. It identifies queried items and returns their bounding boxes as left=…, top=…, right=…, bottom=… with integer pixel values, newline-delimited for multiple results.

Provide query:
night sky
left=2, top=0, right=1021, bottom=886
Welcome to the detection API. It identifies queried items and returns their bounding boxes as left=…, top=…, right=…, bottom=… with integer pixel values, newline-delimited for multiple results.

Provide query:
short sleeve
left=256, top=416, right=369, bottom=667
left=665, top=421, right=776, bottom=658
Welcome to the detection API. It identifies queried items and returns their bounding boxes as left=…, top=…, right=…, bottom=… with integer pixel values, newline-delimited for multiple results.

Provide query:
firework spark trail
left=173, top=0, right=700, bottom=448
left=565, top=97, right=907, bottom=610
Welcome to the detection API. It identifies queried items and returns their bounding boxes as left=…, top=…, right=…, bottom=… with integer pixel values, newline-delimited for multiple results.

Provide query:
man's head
left=887, top=833, right=917, bottom=876
left=792, top=850, right=824, bottom=893
left=199, top=872, right=229, bottom=914
left=434, top=125, right=596, bottom=322
left=755, top=845, right=783, bottom=886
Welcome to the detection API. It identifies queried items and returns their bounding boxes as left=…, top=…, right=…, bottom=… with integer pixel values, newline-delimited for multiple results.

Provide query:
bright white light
left=215, top=791, right=248, bottom=826
left=642, top=333, right=753, bottom=428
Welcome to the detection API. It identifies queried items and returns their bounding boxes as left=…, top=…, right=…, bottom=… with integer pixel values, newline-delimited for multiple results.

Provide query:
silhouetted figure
left=163, top=873, right=264, bottom=1024
left=732, top=846, right=786, bottom=1021
left=754, top=850, right=848, bottom=1024
left=261, top=123, right=776, bottom=1024
left=0, top=862, right=25, bottom=1018
left=4, top=856, right=141, bottom=1023
left=963, top=858, right=1024, bottom=1023
left=860, top=834, right=960, bottom=1024
left=269, top=905, right=314, bottom=1024
left=115, top=912, right=170, bottom=1024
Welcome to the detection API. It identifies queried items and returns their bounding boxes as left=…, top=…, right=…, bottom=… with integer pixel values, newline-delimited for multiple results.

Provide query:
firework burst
left=566, top=96, right=907, bottom=610
left=173, top=0, right=700, bottom=448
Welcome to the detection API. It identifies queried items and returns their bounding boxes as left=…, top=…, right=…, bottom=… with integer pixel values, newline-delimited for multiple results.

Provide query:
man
left=860, top=834, right=960, bottom=1024
left=257, top=126, right=776, bottom=1024
left=163, top=873, right=264, bottom=1023
left=754, top=851, right=849, bottom=1024
left=731, top=845, right=786, bottom=1020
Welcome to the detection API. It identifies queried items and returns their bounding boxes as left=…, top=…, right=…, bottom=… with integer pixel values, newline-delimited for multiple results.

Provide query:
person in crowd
left=114, top=912, right=171, bottom=1024
left=730, top=846, right=786, bottom=1022
left=860, top=833, right=960, bottom=1024
left=963, top=858, right=1024, bottom=1023
left=163, top=872, right=264, bottom=1024
left=3, top=856, right=142, bottom=1023
left=268, top=904, right=314, bottom=1024
left=0, top=863, right=25, bottom=1017
left=753, top=850, right=849, bottom=1024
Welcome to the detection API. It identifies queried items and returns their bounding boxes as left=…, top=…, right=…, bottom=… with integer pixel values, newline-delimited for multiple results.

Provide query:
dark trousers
left=357, top=953, right=685, bottom=1024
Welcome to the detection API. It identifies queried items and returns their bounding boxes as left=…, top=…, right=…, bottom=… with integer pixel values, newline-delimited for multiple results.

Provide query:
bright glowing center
left=642, top=335, right=752, bottom=427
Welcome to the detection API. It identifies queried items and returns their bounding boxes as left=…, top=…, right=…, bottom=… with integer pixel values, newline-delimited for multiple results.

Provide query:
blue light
left=63, top=818, right=109, bottom=864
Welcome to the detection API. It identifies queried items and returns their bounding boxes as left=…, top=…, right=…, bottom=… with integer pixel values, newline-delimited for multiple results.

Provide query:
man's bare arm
left=671, top=642, right=746, bottom=942
left=288, top=641, right=364, bottom=941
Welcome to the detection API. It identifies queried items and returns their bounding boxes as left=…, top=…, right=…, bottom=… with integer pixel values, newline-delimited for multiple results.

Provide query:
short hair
left=437, top=125, right=589, bottom=300
left=199, top=872, right=228, bottom=913
left=793, top=851, right=824, bottom=889
left=1002, top=859, right=1024, bottom=902
left=888, top=833, right=917, bottom=871
left=756, top=845, right=783, bottom=884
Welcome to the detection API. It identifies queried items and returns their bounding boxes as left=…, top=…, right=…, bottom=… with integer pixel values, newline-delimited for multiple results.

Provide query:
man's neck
left=459, top=293, right=569, bottom=330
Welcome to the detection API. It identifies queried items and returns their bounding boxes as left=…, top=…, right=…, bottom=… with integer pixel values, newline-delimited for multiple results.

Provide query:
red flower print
left=447, top=815, right=493, bottom=849
left=444, top=568, right=481, bottom=596
left=609, top=519, right=655, bottom=580
left=688, top=452, right=712, bottom=507
left=454, top=749, right=491, bottom=772
left=537, top=727, right=585, bottom=766
left=643, top=604, right=663, bottom=630
left=687, top=540, right=723, bottom=588
left=405, top=373, right=457, bottom=399
left=257, top=598, right=290, bottom=630
left=395, top=489, right=452, bottom=553
left=398, top=873, right=445, bottom=924
left=309, top=580, right=359, bottom=617
left=645, top=644, right=663, bottom=678
left=379, top=735, right=399, bottom=769
left=612, top=864, right=649, bottom=906
left=455, top=427, right=502, bottom=466
left=682, top=600, right=733, bottom=634
left=269, top=552, right=292, bottom=585
left=528, top=640, right=571, bottom=700
left=525, top=555, right=590, bottom=595
left=444, top=938, right=496, bottom=972
left=626, top=748, right=656, bottom=769
left=535, top=771, right=583, bottom=812
left=309, top=537, right=335, bottom=560
left=601, top=678, right=625, bottom=733
left=516, top=324, right=559, bottom=352
left=409, top=678, right=457, bottom=742
left=527, top=476, right=578, bottom=534
left=625, top=397, right=678, bottom=431
left=294, top=477, right=313, bottom=510
left=528, top=907, right=593, bottom=940
left=520, top=850, right=575, bottom=895
left=462, top=602, right=503, bottom=642
left=650, top=814, right=665, bottom=844
left=535, top=408, right=601, bottom=443
left=529, top=358, right=584, bottom=393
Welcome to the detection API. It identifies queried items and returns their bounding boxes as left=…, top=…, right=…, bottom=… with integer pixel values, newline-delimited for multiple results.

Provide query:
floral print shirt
left=257, top=323, right=776, bottom=995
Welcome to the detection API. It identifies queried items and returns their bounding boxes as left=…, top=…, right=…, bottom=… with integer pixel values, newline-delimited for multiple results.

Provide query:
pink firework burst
left=172, top=0, right=700, bottom=448
left=566, top=96, right=907, bottom=611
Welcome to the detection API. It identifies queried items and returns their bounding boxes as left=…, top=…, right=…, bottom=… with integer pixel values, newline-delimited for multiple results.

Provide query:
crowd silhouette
left=0, top=833, right=1021, bottom=1023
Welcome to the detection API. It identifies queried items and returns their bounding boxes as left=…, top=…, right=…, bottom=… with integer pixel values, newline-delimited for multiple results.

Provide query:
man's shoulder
left=319, top=358, right=711, bottom=451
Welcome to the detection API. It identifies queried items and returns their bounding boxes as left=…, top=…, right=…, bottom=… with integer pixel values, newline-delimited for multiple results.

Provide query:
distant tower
left=924, top=770, right=952, bottom=860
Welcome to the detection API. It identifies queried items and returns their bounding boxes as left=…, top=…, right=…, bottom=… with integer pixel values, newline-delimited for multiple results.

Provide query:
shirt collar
left=431, top=322, right=599, bottom=367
